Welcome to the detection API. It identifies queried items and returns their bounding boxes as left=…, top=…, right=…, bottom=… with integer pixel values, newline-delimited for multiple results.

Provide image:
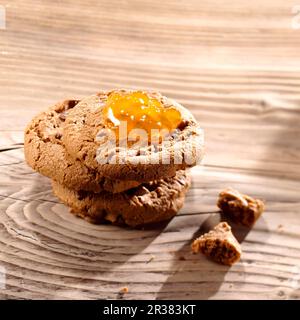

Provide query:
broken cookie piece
left=217, top=188, right=265, bottom=227
left=191, top=222, right=241, bottom=266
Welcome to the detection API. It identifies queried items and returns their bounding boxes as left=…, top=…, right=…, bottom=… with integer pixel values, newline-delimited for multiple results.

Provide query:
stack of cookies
left=24, top=90, right=204, bottom=227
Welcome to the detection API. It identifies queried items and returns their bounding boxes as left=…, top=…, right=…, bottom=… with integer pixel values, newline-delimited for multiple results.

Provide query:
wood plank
left=0, top=0, right=299, bottom=299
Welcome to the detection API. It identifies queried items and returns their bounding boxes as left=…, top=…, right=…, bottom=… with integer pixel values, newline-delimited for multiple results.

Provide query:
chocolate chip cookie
left=52, top=170, right=191, bottom=227
left=62, top=90, right=204, bottom=183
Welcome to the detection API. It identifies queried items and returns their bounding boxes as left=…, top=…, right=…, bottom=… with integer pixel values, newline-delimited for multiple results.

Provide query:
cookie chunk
left=52, top=170, right=191, bottom=228
left=24, top=100, right=140, bottom=193
left=217, top=188, right=265, bottom=227
left=62, top=90, right=204, bottom=183
left=192, top=222, right=241, bottom=265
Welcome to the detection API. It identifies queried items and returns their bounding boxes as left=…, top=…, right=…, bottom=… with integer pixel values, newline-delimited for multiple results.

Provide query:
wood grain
left=0, top=0, right=300, bottom=299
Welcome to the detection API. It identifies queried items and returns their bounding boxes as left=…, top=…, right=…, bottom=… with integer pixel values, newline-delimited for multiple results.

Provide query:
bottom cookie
left=52, top=170, right=191, bottom=227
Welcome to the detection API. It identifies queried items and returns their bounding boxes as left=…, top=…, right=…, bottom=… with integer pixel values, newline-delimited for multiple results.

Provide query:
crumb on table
left=119, top=286, right=129, bottom=294
left=146, top=255, right=156, bottom=263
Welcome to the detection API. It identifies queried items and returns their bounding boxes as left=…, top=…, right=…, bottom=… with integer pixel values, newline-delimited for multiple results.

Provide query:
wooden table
left=0, top=0, right=300, bottom=299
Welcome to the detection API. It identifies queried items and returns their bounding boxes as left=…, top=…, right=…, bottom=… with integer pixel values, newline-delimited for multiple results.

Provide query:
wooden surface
left=0, top=0, right=300, bottom=299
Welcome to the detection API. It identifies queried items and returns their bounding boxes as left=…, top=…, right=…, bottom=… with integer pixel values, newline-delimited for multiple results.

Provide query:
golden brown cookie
left=24, top=100, right=140, bottom=193
left=52, top=170, right=191, bottom=228
left=62, top=90, right=204, bottom=183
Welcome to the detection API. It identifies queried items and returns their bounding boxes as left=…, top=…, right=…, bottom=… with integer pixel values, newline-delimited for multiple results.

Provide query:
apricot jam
left=102, top=91, right=182, bottom=143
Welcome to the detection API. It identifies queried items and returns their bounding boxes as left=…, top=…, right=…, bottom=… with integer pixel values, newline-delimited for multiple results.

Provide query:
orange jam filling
left=102, top=91, right=182, bottom=143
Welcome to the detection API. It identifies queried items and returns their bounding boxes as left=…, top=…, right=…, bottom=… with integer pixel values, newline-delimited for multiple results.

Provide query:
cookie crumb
left=217, top=188, right=265, bottom=227
left=120, top=287, right=129, bottom=294
left=179, top=256, right=186, bottom=261
left=146, top=255, right=156, bottom=264
left=117, top=286, right=129, bottom=299
left=191, top=222, right=241, bottom=266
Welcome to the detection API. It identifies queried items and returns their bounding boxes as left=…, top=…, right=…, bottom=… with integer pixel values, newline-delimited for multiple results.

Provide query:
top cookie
left=63, top=89, right=204, bottom=182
